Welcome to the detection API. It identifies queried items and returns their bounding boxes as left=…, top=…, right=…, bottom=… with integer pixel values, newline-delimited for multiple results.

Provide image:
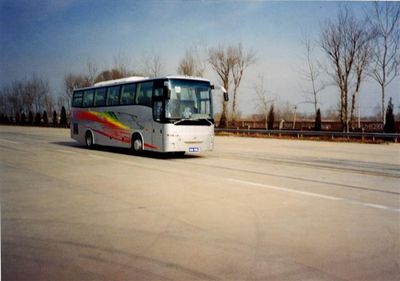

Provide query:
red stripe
left=91, top=128, right=131, bottom=144
left=144, top=143, right=159, bottom=150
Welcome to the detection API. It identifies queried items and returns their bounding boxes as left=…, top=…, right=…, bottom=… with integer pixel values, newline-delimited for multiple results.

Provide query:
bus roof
left=75, top=75, right=211, bottom=91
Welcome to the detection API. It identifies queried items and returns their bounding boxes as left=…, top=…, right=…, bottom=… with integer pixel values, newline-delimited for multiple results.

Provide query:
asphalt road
left=1, top=125, right=399, bottom=281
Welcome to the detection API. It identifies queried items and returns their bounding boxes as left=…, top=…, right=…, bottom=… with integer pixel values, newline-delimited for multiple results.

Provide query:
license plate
left=189, top=147, right=200, bottom=153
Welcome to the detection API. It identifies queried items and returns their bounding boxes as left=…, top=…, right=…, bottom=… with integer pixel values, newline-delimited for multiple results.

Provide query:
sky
left=0, top=0, right=399, bottom=117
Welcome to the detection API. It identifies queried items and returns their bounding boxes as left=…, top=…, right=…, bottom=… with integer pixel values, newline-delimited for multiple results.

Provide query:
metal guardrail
left=215, top=128, right=400, bottom=142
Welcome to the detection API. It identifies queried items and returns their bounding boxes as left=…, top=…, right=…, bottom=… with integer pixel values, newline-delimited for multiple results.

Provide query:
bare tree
left=300, top=33, right=326, bottom=116
left=1, top=80, right=28, bottom=116
left=276, top=101, right=296, bottom=122
left=4, top=83, right=20, bottom=116
left=177, top=46, right=206, bottom=77
left=367, top=1, right=400, bottom=125
left=141, top=53, right=164, bottom=77
left=43, top=88, right=54, bottom=115
left=0, top=76, right=52, bottom=117
left=208, top=45, right=235, bottom=128
left=0, top=84, right=13, bottom=116
left=94, top=68, right=127, bottom=83
left=320, top=5, right=371, bottom=132
left=29, top=75, right=51, bottom=113
left=86, top=59, right=98, bottom=86
left=231, top=43, right=256, bottom=123
left=112, top=53, right=139, bottom=77
left=350, top=34, right=373, bottom=125
left=254, top=74, right=274, bottom=129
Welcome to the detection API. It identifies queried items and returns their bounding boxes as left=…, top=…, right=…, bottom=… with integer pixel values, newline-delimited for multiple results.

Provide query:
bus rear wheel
left=131, top=134, right=143, bottom=154
left=85, top=131, right=94, bottom=148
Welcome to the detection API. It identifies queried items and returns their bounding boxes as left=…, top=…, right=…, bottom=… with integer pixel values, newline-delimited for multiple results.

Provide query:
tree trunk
left=340, top=90, right=346, bottom=132
left=219, top=101, right=228, bottom=128
left=381, top=84, right=385, bottom=126
left=231, top=87, right=238, bottom=125
left=350, top=92, right=356, bottom=129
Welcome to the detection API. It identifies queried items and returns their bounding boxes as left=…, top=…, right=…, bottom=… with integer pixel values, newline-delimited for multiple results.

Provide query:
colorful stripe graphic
left=75, top=111, right=130, bottom=130
left=75, top=110, right=131, bottom=144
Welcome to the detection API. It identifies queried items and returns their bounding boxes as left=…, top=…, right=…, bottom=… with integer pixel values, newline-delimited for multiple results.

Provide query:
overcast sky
left=1, top=0, right=399, bottom=116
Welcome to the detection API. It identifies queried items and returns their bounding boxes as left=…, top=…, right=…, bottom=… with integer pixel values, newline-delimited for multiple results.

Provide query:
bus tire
left=131, top=134, right=143, bottom=154
left=85, top=130, right=94, bottom=148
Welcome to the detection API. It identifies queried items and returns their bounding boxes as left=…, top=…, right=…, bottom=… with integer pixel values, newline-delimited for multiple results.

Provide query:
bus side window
left=106, top=86, right=121, bottom=106
left=120, top=84, right=136, bottom=105
left=72, top=91, right=83, bottom=107
left=94, top=88, right=107, bottom=107
left=136, top=82, right=153, bottom=106
left=82, top=90, right=94, bottom=107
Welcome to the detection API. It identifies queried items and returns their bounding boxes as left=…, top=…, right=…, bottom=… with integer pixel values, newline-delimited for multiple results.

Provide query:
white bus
left=70, top=76, right=227, bottom=154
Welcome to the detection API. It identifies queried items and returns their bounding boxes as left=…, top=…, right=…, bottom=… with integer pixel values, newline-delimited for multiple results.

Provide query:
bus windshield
left=165, top=79, right=212, bottom=120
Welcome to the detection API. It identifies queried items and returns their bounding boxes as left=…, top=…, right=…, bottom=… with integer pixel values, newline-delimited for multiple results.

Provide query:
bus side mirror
left=211, top=84, right=229, bottom=102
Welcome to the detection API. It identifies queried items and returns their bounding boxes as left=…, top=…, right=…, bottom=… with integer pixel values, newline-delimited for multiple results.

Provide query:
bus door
left=152, top=81, right=165, bottom=151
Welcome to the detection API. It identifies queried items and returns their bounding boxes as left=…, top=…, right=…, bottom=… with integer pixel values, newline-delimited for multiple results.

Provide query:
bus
left=70, top=76, right=228, bottom=154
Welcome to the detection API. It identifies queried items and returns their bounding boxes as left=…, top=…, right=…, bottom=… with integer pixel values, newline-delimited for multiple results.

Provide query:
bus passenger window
left=136, top=82, right=153, bottom=106
left=107, top=86, right=121, bottom=106
left=120, top=84, right=136, bottom=105
left=72, top=91, right=83, bottom=107
left=82, top=90, right=94, bottom=107
left=94, top=88, right=107, bottom=107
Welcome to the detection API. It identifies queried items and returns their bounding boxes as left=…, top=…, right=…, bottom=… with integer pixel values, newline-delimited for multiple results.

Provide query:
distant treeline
left=0, top=106, right=68, bottom=128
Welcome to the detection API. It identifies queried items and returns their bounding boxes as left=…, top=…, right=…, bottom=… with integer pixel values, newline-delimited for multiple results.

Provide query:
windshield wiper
left=173, top=118, right=213, bottom=125
left=173, top=118, right=192, bottom=125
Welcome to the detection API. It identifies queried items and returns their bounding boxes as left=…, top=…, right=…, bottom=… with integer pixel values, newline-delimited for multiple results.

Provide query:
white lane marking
left=0, top=139, right=20, bottom=144
left=230, top=179, right=341, bottom=200
left=229, top=179, right=400, bottom=212
left=357, top=202, right=390, bottom=210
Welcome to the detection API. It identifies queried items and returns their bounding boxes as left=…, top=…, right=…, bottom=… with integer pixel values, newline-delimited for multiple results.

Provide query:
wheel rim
left=133, top=138, right=142, bottom=151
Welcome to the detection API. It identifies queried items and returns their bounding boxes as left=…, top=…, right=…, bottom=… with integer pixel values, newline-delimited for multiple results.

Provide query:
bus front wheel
left=85, top=131, right=94, bottom=148
left=132, top=134, right=143, bottom=154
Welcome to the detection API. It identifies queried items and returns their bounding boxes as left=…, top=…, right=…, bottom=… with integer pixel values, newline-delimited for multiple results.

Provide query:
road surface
left=1, top=125, right=399, bottom=280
